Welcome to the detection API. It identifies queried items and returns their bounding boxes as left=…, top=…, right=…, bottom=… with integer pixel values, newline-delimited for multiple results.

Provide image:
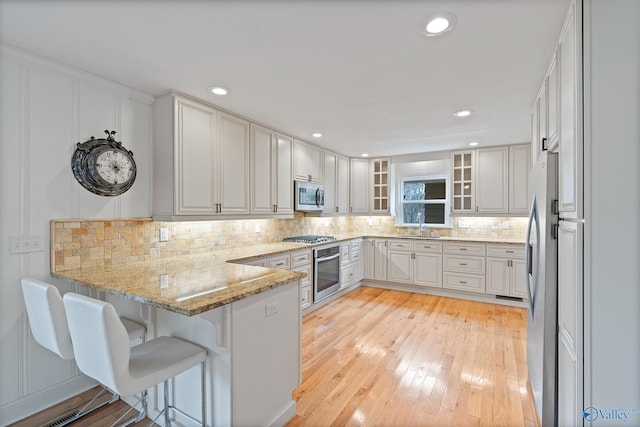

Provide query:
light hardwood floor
left=12, top=286, right=537, bottom=427
left=286, top=286, right=538, bottom=427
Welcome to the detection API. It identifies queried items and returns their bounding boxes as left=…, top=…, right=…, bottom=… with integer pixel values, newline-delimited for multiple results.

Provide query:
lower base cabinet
left=485, top=244, right=527, bottom=298
left=385, top=240, right=443, bottom=288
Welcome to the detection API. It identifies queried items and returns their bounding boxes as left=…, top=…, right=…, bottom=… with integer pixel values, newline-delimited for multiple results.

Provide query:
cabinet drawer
left=443, top=255, right=485, bottom=274
left=266, top=254, right=290, bottom=269
left=300, top=285, right=312, bottom=310
left=290, top=250, right=312, bottom=267
left=350, top=239, right=362, bottom=251
left=413, top=241, right=443, bottom=253
left=340, top=263, right=358, bottom=289
left=291, top=264, right=311, bottom=288
left=443, top=242, right=485, bottom=256
left=486, top=244, right=525, bottom=258
left=242, top=257, right=267, bottom=267
left=351, top=251, right=360, bottom=262
left=443, top=272, right=485, bottom=293
left=388, top=240, right=413, bottom=251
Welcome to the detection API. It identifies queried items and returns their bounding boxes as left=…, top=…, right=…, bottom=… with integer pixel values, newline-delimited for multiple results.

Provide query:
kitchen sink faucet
left=416, top=213, right=427, bottom=237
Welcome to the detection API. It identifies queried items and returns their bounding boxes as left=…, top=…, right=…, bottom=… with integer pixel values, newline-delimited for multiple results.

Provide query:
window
left=398, top=175, right=451, bottom=227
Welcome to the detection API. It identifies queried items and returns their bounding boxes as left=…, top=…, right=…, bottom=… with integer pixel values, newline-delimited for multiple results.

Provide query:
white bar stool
left=63, top=292, right=207, bottom=427
left=20, top=278, right=146, bottom=426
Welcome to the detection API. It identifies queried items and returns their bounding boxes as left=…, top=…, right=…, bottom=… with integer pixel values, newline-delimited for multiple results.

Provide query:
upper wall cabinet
left=293, top=139, right=322, bottom=183
left=508, top=145, right=531, bottom=214
left=475, top=147, right=509, bottom=214
left=350, top=158, right=370, bottom=214
left=558, top=3, right=582, bottom=220
left=451, top=150, right=475, bottom=214
left=153, top=93, right=250, bottom=219
left=322, top=150, right=350, bottom=215
left=370, top=158, right=390, bottom=214
left=451, top=145, right=529, bottom=216
left=250, top=125, right=294, bottom=215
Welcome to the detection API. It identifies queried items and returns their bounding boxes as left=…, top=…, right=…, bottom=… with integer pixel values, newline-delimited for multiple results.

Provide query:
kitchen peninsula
left=52, top=227, right=308, bottom=427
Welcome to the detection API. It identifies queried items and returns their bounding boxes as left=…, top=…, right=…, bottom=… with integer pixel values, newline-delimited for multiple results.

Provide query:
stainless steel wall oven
left=313, top=244, right=340, bottom=302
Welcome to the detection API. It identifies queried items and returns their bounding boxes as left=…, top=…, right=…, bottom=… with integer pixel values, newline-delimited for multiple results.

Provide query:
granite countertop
left=52, top=245, right=307, bottom=316
left=52, top=235, right=523, bottom=316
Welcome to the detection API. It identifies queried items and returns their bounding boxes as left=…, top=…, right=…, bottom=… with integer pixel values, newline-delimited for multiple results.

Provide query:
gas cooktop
left=282, top=235, right=337, bottom=244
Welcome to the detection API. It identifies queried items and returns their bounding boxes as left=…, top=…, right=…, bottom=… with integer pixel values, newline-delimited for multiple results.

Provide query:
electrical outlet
left=160, top=274, right=170, bottom=288
left=265, top=301, right=279, bottom=317
left=254, top=223, right=261, bottom=233
left=160, top=228, right=169, bottom=242
left=502, top=221, right=510, bottom=229
left=457, top=221, right=469, bottom=229
left=10, top=236, right=44, bottom=254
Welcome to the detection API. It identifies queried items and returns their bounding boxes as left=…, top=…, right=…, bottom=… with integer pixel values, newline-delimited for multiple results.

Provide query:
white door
left=386, top=251, right=412, bottom=284
left=250, top=124, right=274, bottom=214
left=275, top=134, right=294, bottom=214
left=413, top=253, right=442, bottom=288
left=218, top=112, right=250, bottom=214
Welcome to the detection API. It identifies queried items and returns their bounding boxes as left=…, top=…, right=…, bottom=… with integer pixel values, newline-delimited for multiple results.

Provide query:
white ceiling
left=0, top=0, right=570, bottom=157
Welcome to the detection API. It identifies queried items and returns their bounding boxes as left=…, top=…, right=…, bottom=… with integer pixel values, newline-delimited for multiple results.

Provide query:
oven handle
left=315, top=253, right=340, bottom=262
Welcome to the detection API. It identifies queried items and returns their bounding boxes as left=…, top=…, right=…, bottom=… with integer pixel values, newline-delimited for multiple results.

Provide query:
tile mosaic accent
left=51, top=214, right=526, bottom=272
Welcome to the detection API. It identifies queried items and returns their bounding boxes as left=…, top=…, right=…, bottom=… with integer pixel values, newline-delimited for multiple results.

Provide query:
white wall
left=0, top=45, right=153, bottom=424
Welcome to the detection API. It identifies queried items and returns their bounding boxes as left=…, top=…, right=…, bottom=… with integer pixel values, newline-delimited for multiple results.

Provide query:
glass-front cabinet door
left=451, top=150, right=475, bottom=213
left=371, top=158, right=390, bottom=214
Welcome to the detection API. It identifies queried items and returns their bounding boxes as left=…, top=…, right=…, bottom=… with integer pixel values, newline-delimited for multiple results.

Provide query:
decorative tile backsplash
left=51, top=214, right=527, bottom=272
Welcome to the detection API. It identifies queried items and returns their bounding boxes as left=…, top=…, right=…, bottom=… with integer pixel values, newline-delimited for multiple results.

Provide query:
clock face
left=95, top=149, right=135, bottom=185
left=71, top=131, right=137, bottom=196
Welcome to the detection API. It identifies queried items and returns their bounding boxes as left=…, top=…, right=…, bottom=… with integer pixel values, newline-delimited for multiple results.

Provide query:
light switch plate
left=10, top=236, right=44, bottom=254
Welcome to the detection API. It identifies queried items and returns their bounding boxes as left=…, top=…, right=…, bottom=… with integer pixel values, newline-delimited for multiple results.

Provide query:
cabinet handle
left=423, top=245, right=431, bottom=249
left=411, top=253, right=415, bottom=259
left=459, top=280, right=467, bottom=284
left=506, top=250, right=514, bottom=254
left=459, top=248, right=467, bottom=251
left=336, top=206, right=339, bottom=212
left=274, top=262, right=285, bottom=266
left=541, top=137, right=548, bottom=151
left=459, top=263, right=467, bottom=266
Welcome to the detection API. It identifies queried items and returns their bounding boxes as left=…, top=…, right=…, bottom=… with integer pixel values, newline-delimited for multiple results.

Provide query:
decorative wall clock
left=71, top=130, right=137, bottom=196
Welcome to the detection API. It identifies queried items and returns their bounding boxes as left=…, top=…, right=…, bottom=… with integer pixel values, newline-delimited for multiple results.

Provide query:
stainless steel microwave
left=294, top=181, right=325, bottom=212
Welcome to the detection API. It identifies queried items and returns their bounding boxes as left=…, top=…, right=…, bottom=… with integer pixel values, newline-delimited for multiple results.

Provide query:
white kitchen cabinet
left=386, top=240, right=442, bottom=288
left=387, top=240, right=413, bottom=284
left=370, top=158, right=390, bottom=214
left=350, top=158, right=370, bottom=214
left=337, top=155, right=350, bottom=214
left=442, top=242, right=486, bottom=293
left=508, top=145, right=531, bottom=214
left=322, top=150, right=337, bottom=214
left=451, top=150, right=475, bottom=213
left=531, top=96, right=540, bottom=167
left=252, top=125, right=294, bottom=215
left=475, top=147, right=509, bottom=214
left=374, top=239, right=388, bottom=281
left=557, top=220, right=582, bottom=426
left=363, top=238, right=375, bottom=280
left=340, top=238, right=363, bottom=289
left=486, top=244, right=527, bottom=298
left=547, top=52, right=560, bottom=152
left=293, top=139, right=322, bottom=183
left=217, top=112, right=251, bottom=214
left=322, top=151, right=350, bottom=214
left=153, top=93, right=250, bottom=219
left=558, top=4, right=582, bottom=220
left=291, top=249, right=312, bottom=310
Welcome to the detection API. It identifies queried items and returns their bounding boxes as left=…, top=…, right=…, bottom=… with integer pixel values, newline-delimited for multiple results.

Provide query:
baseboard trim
left=0, top=375, right=97, bottom=425
left=267, top=400, right=297, bottom=427
left=526, top=379, right=541, bottom=427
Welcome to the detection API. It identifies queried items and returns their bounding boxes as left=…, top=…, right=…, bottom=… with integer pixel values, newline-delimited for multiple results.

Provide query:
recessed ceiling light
left=208, top=86, right=229, bottom=96
left=361, top=153, right=369, bottom=157
left=423, top=12, right=457, bottom=37
left=312, top=132, right=323, bottom=138
left=469, top=141, right=479, bottom=146
left=453, top=109, right=473, bottom=117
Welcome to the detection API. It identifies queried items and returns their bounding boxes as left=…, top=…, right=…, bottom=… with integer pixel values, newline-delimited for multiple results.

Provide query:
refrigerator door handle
left=525, top=195, right=540, bottom=316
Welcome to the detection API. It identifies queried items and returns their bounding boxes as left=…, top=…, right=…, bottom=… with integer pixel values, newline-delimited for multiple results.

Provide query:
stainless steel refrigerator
left=526, top=150, right=558, bottom=426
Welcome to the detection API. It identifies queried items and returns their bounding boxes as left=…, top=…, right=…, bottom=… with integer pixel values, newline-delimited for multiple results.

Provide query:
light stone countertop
left=52, top=243, right=309, bottom=316
left=52, top=235, right=523, bottom=316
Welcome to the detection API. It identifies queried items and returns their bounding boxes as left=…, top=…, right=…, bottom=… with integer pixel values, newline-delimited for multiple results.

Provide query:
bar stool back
left=63, top=292, right=207, bottom=427
left=20, top=278, right=146, bottom=426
